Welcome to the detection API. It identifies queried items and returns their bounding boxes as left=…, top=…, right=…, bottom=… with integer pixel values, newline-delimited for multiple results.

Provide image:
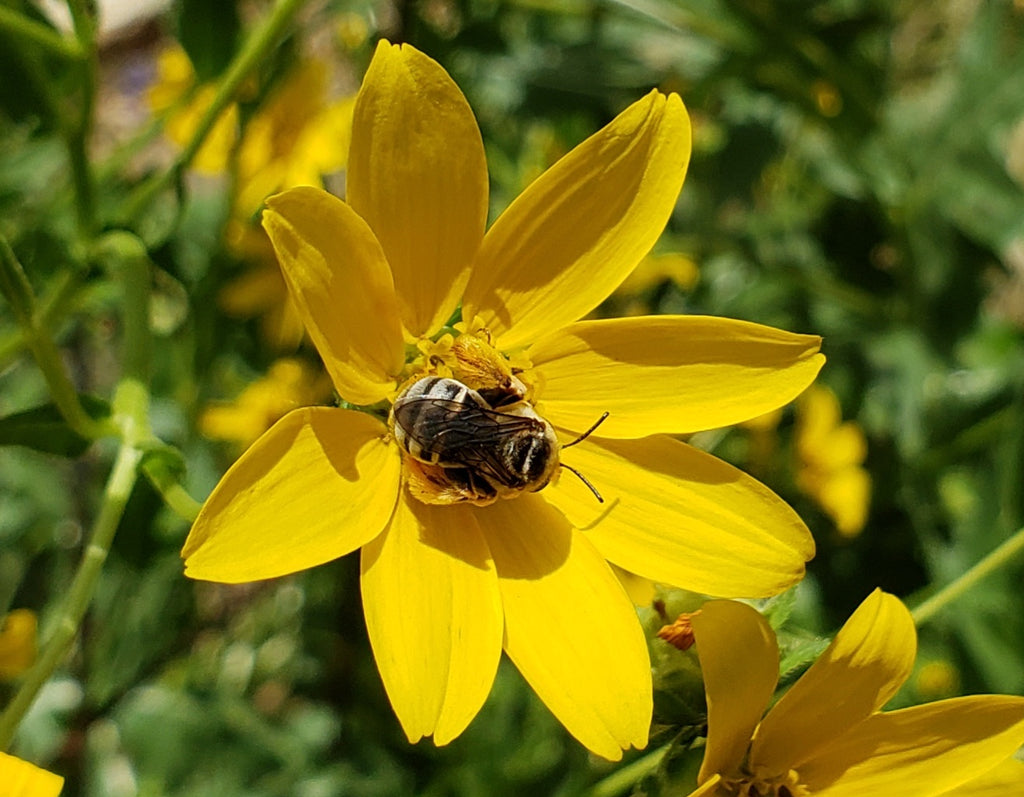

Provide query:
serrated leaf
left=0, top=395, right=109, bottom=456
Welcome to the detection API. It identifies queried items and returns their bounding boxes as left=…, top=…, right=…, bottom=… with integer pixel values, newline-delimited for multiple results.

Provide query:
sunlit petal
left=692, top=601, right=779, bottom=785
left=348, top=41, right=488, bottom=336
left=183, top=408, right=400, bottom=582
left=529, top=316, right=824, bottom=437
left=544, top=435, right=814, bottom=597
left=801, top=696, right=1024, bottom=797
left=464, top=91, right=691, bottom=350
left=750, top=589, right=917, bottom=773
left=361, top=497, right=503, bottom=745
left=477, top=495, right=651, bottom=760
left=0, top=752, right=63, bottom=797
left=941, top=757, right=1024, bottom=796
left=262, top=186, right=404, bottom=405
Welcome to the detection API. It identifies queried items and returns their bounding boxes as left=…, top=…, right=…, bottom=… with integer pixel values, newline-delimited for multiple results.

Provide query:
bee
left=391, top=376, right=605, bottom=507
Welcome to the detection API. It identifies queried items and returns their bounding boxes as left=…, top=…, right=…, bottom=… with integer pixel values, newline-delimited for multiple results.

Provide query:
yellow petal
left=750, top=589, right=916, bottom=773
left=544, top=435, right=814, bottom=597
left=0, top=609, right=37, bottom=680
left=0, top=752, right=63, bottom=797
left=361, top=497, right=503, bottom=745
left=347, top=41, right=488, bottom=337
left=691, top=601, right=779, bottom=785
left=529, top=316, right=825, bottom=437
left=817, top=466, right=871, bottom=538
left=262, top=186, right=405, bottom=405
left=941, top=757, right=1024, bottom=796
left=183, top=408, right=400, bottom=582
left=801, top=696, right=1024, bottom=797
left=464, top=91, right=691, bottom=350
left=477, top=495, right=651, bottom=760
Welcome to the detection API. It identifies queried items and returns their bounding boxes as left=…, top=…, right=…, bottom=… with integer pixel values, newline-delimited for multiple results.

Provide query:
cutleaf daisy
left=688, top=590, right=1024, bottom=796
left=183, top=41, right=825, bottom=759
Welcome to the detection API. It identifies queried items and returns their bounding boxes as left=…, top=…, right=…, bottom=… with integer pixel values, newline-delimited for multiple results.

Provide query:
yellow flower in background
left=148, top=44, right=356, bottom=212
left=233, top=64, right=356, bottom=217
left=182, top=41, right=825, bottom=759
left=200, top=359, right=332, bottom=449
left=616, top=251, right=700, bottom=295
left=0, top=609, right=37, bottom=680
left=216, top=258, right=306, bottom=350
left=687, top=590, right=1024, bottom=797
left=795, top=385, right=871, bottom=537
left=0, top=752, right=63, bottom=796
left=147, top=45, right=240, bottom=174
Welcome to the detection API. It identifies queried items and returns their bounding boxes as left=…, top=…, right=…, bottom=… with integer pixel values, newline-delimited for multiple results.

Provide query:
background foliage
left=1, top=0, right=1023, bottom=794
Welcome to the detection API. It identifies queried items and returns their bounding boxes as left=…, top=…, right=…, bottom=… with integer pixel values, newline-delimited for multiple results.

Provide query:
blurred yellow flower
left=148, top=44, right=355, bottom=211
left=688, top=590, right=1024, bottom=797
left=147, top=45, right=239, bottom=174
left=182, top=41, right=824, bottom=759
left=915, top=659, right=961, bottom=701
left=149, top=45, right=358, bottom=349
left=200, top=359, right=332, bottom=449
left=616, top=251, right=700, bottom=295
left=0, top=752, right=63, bottom=796
left=216, top=257, right=306, bottom=350
left=0, top=609, right=37, bottom=680
left=795, top=385, right=871, bottom=537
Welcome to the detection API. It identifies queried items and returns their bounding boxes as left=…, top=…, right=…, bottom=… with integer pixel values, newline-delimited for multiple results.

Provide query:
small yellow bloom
left=687, top=591, right=1024, bottom=796
left=0, top=609, right=37, bottom=680
left=795, top=385, right=871, bottom=537
left=616, top=251, right=700, bottom=295
left=200, top=359, right=332, bottom=449
left=0, top=751, right=63, bottom=796
left=182, top=41, right=825, bottom=759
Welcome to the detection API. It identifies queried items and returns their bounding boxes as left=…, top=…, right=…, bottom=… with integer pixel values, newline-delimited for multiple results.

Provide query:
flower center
left=720, top=769, right=809, bottom=797
left=389, top=324, right=558, bottom=508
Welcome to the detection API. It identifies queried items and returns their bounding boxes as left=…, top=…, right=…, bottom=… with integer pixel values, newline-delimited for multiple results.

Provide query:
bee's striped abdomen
left=392, top=376, right=476, bottom=464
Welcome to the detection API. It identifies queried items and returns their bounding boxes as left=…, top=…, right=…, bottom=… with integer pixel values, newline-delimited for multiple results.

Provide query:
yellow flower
left=199, top=359, right=333, bottom=449
left=0, top=752, right=63, bottom=796
left=148, top=45, right=240, bottom=174
left=795, top=385, right=871, bottom=537
left=616, top=251, right=700, bottom=295
left=182, top=41, right=825, bottom=759
left=688, top=590, right=1024, bottom=796
left=0, top=609, right=37, bottom=680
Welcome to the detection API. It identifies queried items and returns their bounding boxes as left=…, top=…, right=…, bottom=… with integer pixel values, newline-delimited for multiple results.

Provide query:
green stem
left=91, top=232, right=152, bottom=384
left=141, top=459, right=202, bottom=522
left=911, top=525, right=1024, bottom=627
left=0, top=234, right=108, bottom=438
left=0, top=5, right=84, bottom=61
left=0, top=269, right=82, bottom=370
left=590, top=744, right=669, bottom=797
left=64, top=0, right=99, bottom=237
left=119, top=0, right=309, bottom=227
left=0, top=436, right=142, bottom=750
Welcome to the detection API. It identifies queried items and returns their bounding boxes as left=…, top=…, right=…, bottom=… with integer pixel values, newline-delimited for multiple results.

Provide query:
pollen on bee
left=657, top=611, right=701, bottom=651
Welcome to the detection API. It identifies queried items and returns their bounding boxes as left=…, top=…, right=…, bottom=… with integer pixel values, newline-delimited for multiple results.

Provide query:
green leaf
left=0, top=395, right=109, bottom=456
left=175, top=0, right=241, bottom=82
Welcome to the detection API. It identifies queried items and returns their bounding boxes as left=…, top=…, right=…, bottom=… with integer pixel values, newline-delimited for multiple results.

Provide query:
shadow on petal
left=473, top=494, right=572, bottom=579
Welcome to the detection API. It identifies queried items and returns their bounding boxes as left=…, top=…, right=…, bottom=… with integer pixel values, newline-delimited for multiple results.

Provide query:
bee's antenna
left=562, top=412, right=610, bottom=449
left=561, top=463, right=604, bottom=503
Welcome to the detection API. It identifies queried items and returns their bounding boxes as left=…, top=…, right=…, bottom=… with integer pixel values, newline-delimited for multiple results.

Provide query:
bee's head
left=504, top=432, right=559, bottom=491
